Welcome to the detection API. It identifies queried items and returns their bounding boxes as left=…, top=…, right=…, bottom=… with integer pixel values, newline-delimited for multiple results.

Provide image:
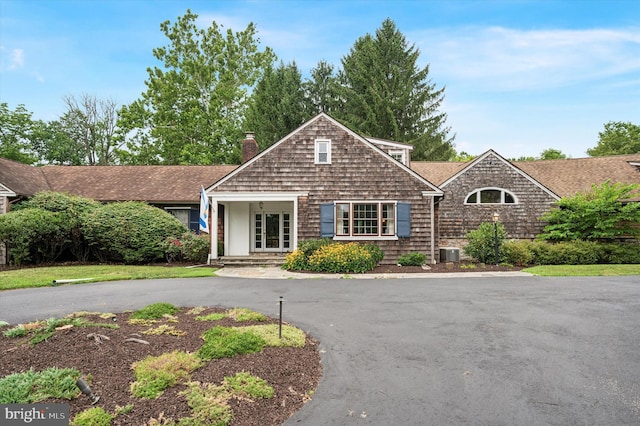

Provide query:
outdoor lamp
left=76, top=378, right=100, bottom=404
left=492, top=212, right=500, bottom=266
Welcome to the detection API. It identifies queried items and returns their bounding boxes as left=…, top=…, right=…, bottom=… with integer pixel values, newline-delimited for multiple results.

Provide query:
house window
left=465, top=188, right=517, bottom=204
left=335, top=202, right=396, bottom=237
left=389, top=150, right=406, bottom=165
left=315, top=139, right=331, bottom=164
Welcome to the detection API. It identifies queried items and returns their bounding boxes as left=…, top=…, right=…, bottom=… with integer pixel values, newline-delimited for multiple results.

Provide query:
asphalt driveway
left=1, top=275, right=639, bottom=425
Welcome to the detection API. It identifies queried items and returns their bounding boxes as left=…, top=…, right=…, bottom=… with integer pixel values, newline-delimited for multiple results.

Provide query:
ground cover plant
left=0, top=305, right=321, bottom=425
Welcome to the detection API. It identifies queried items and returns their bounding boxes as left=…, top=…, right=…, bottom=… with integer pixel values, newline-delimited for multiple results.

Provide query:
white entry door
left=254, top=212, right=291, bottom=252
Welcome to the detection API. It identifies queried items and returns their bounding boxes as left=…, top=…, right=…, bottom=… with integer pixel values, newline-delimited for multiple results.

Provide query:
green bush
left=502, top=240, right=535, bottom=266
left=526, top=240, right=602, bottom=265
left=0, top=208, right=69, bottom=265
left=363, top=243, right=385, bottom=264
left=72, top=407, right=114, bottom=426
left=162, top=233, right=211, bottom=264
left=15, top=192, right=100, bottom=261
left=307, top=242, right=376, bottom=273
left=197, top=326, right=266, bottom=360
left=397, top=252, right=426, bottom=266
left=83, top=201, right=186, bottom=264
left=0, top=367, right=80, bottom=404
left=298, top=238, right=332, bottom=258
left=600, top=243, right=640, bottom=264
left=464, top=222, right=507, bottom=264
left=282, top=249, right=307, bottom=271
left=130, top=303, right=179, bottom=320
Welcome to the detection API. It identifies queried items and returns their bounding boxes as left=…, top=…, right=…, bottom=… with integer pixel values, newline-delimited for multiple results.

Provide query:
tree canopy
left=335, top=18, right=455, bottom=161
left=587, top=121, right=640, bottom=157
left=116, top=10, right=275, bottom=165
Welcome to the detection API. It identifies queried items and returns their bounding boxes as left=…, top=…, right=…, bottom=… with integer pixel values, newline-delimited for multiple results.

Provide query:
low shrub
left=0, top=367, right=80, bottom=404
left=600, top=242, right=640, bottom=264
left=130, top=303, right=179, bottom=320
left=363, top=243, right=385, bottom=264
left=72, top=407, right=114, bottom=426
left=530, top=240, right=602, bottom=265
left=397, top=252, right=426, bottom=266
left=282, top=249, right=308, bottom=271
left=198, top=326, right=266, bottom=360
left=298, top=238, right=332, bottom=258
left=223, top=372, right=274, bottom=399
left=83, top=202, right=186, bottom=264
left=307, top=242, right=376, bottom=273
left=130, top=351, right=202, bottom=399
left=502, top=240, right=535, bottom=266
left=464, top=222, right=506, bottom=264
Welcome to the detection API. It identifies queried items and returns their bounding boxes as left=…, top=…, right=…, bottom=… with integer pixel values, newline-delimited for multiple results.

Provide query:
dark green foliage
left=83, top=202, right=186, bottom=264
left=198, top=326, right=266, bottom=360
left=531, top=240, right=602, bottom=265
left=587, top=121, right=640, bottom=156
left=244, top=61, right=309, bottom=149
left=599, top=243, right=640, bottom=264
left=163, top=232, right=211, bottom=263
left=15, top=191, right=100, bottom=261
left=336, top=18, right=455, bottom=161
left=463, top=222, right=507, bottom=264
left=0, top=208, right=68, bottom=265
left=538, top=181, right=640, bottom=242
left=298, top=238, right=333, bottom=258
left=397, top=252, right=426, bottom=266
left=502, top=240, right=535, bottom=266
left=130, top=303, right=179, bottom=320
left=0, top=367, right=81, bottom=404
left=363, top=243, right=385, bottom=264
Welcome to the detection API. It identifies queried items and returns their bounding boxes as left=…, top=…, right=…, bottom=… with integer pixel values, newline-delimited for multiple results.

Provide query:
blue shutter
left=320, top=203, right=335, bottom=238
left=189, top=209, right=199, bottom=233
left=397, top=202, right=411, bottom=237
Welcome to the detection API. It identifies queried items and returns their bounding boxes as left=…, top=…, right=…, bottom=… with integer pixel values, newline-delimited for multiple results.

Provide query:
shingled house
left=2, top=113, right=640, bottom=265
left=206, top=113, right=442, bottom=264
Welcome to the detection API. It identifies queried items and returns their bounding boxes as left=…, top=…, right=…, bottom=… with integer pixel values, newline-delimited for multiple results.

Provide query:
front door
left=254, top=211, right=291, bottom=252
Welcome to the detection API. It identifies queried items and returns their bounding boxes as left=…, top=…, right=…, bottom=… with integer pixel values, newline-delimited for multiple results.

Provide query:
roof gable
left=210, top=113, right=442, bottom=194
left=0, top=157, right=51, bottom=196
left=439, top=150, right=560, bottom=200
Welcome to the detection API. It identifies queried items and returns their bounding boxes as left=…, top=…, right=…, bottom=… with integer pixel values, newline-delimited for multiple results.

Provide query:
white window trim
left=464, top=187, right=519, bottom=205
left=334, top=200, right=399, bottom=240
left=388, top=149, right=407, bottom=165
left=315, top=139, right=331, bottom=164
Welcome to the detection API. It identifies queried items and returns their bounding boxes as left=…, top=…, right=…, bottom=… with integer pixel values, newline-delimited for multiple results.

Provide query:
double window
left=336, top=202, right=396, bottom=236
left=465, top=188, right=517, bottom=204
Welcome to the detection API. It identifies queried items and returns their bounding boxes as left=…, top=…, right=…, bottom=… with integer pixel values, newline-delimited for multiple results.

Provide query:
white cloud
left=414, top=26, right=640, bottom=92
left=0, top=46, right=25, bottom=71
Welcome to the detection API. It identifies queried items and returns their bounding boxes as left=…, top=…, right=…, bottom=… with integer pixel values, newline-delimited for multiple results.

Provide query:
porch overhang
left=207, top=192, right=308, bottom=263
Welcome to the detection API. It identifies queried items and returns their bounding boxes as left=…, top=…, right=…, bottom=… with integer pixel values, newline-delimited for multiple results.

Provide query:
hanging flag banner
left=199, top=186, right=210, bottom=233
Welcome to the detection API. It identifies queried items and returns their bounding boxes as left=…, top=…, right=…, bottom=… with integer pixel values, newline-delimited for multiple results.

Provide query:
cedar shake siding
left=211, top=114, right=442, bottom=264
left=437, top=151, right=558, bottom=247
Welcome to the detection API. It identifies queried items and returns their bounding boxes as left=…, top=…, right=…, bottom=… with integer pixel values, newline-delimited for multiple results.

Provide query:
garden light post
left=492, top=212, right=500, bottom=266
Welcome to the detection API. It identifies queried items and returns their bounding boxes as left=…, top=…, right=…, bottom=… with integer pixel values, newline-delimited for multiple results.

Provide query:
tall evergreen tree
left=244, top=61, right=308, bottom=149
left=303, top=60, right=340, bottom=115
left=337, top=18, right=455, bottom=160
left=116, top=10, right=274, bottom=165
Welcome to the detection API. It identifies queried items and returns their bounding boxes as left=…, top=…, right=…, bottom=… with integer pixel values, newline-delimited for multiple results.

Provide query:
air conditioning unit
left=439, top=247, right=460, bottom=262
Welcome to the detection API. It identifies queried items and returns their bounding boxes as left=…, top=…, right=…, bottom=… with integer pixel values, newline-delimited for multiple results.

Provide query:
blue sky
left=1, top=0, right=639, bottom=159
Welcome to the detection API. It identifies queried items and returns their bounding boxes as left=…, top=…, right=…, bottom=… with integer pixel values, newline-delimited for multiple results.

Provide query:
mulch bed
left=0, top=308, right=322, bottom=425
left=366, top=262, right=522, bottom=274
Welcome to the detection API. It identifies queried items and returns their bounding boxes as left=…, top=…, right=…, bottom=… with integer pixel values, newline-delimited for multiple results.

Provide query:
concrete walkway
left=215, top=265, right=532, bottom=279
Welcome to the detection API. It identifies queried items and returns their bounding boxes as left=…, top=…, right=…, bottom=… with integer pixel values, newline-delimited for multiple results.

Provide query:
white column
left=210, top=198, right=218, bottom=262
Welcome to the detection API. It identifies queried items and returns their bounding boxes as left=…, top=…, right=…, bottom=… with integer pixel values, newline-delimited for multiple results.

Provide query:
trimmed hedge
left=500, top=240, right=640, bottom=266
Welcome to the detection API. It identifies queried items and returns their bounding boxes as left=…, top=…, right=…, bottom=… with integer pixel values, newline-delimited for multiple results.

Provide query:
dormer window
left=465, top=188, right=517, bottom=204
left=315, top=139, right=331, bottom=164
left=389, top=150, right=406, bottom=165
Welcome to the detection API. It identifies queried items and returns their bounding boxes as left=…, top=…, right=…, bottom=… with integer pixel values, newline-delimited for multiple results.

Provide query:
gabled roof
left=41, top=165, right=237, bottom=203
left=514, top=154, right=640, bottom=198
left=0, top=157, right=51, bottom=196
left=210, top=112, right=443, bottom=194
left=366, top=137, right=414, bottom=152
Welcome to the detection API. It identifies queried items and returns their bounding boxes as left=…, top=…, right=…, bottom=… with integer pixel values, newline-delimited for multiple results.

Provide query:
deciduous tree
left=0, top=103, right=38, bottom=164
left=587, top=121, right=640, bottom=156
left=116, top=10, right=275, bottom=165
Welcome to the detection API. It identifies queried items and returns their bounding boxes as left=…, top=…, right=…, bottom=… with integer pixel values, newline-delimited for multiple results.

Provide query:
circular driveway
left=1, top=274, right=639, bottom=425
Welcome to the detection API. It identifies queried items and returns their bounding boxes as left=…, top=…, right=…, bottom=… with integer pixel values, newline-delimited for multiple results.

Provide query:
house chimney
left=242, top=132, right=259, bottom=163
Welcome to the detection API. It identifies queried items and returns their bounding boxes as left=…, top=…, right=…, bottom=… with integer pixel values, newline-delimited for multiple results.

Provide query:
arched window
left=465, top=188, right=517, bottom=204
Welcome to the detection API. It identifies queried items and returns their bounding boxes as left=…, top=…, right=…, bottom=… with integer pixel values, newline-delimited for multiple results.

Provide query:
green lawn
left=523, top=264, right=640, bottom=276
left=0, top=265, right=216, bottom=291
